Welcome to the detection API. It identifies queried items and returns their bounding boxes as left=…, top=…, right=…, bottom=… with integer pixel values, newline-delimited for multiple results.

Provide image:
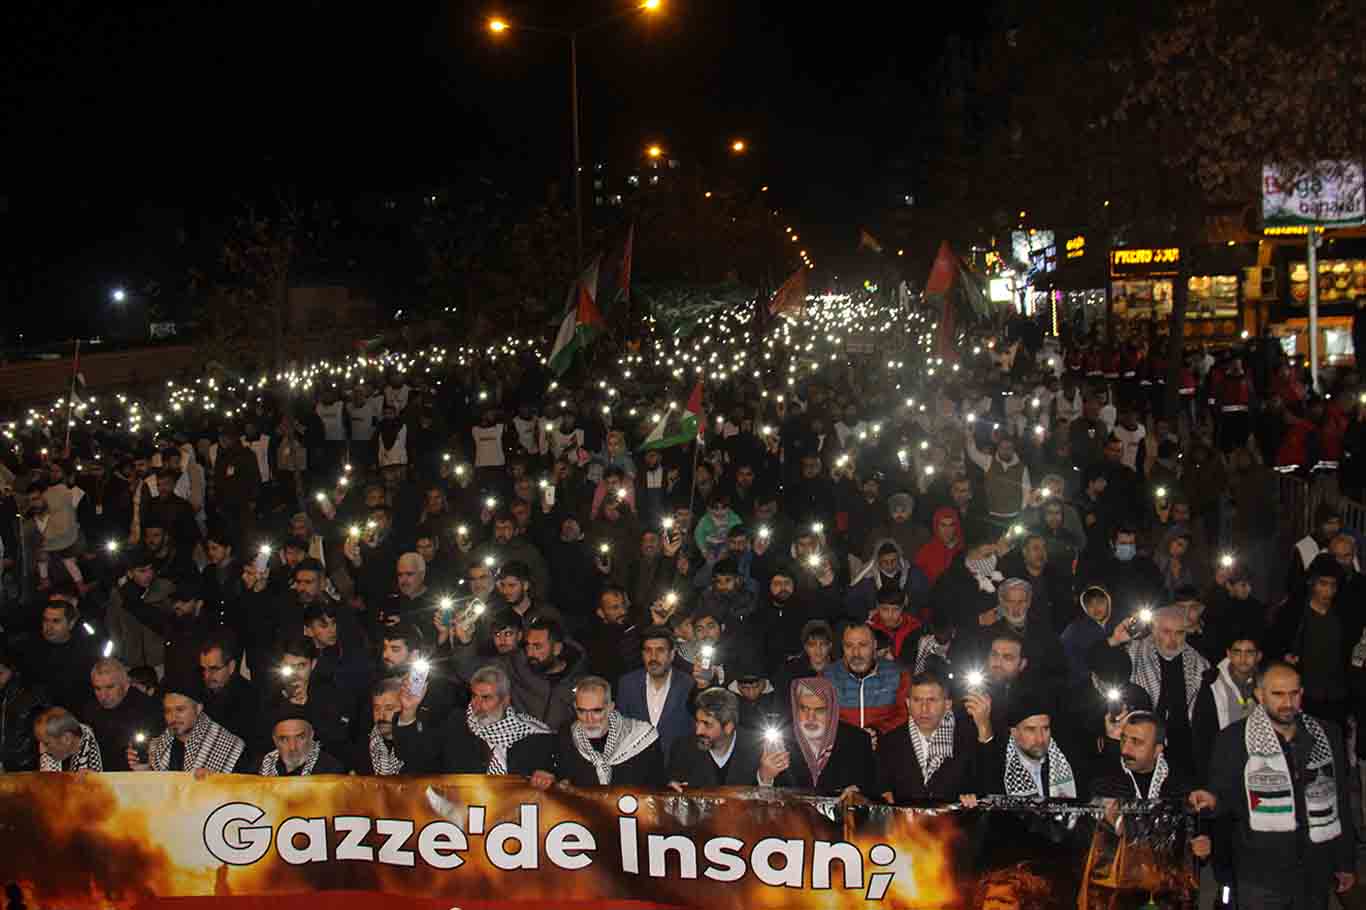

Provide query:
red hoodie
left=914, top=506, right=964, bottom=585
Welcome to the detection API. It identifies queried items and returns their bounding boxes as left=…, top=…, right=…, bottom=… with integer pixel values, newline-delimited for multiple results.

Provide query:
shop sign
left=1065, top=235, right=1086, bottom=259
left=1110, top=247, right=1181, bottom=277
left=1263, top=161, right=1365, bottom=228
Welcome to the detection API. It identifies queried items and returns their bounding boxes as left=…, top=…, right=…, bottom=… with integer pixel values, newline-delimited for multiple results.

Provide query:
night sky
left=1, top=1, right=978, bottom=341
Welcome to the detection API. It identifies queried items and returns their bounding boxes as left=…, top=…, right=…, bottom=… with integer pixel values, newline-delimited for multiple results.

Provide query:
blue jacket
left=616, top=667, right=696, bottom=761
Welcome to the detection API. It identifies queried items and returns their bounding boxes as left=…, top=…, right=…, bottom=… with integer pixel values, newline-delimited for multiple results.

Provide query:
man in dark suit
left=877, top=671, right=988, bottom=803
left=666, top=688, right=764, bottom=789
left=616, top=626, right=695, bottom=761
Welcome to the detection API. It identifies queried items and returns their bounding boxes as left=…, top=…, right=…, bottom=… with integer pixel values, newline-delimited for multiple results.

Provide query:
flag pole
left=63, top=338, right=80, bottom=458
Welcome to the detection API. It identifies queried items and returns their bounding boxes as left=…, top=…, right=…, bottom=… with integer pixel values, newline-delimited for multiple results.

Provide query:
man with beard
left=454, top=617, right=587, bottom=731
left=379, top=624, right=460, bottom=725
left=1192, top=631, right=1261, bottom=781
left=258, top=636, right=352, bottom=760
left=617, top=626, right=695, bottom=761
left=128, top=674, right=246, bottom=774
left=378, top=552, right=440, bottom=628
left=824, top=623, right=911, bottom=744
left=82, top=657, right=162, bottom=771
left=878, top=671, right=988, bottom=802
left=1122, top=605, right=1209, bottom=776
left=139, top=520, right=196, bottom=581
left=34, top=707, right=104, bottom=772
left=623, top=528, right=673, bottom=613
left=998, top=532, right=1069, bottom=635
left=982, top=688, right=1081, bottom=798
left=115, top=573, right=217, bottom=689
left=847, top=539, right=927, bottom=620
left=971, top=579, right=1066, bottom=691
left=198, top=634, right=258, bottom=745
left=104, top=547, right=178, bottom=675
left=861, top=493, right=929, bottom=569
left=1092, top=711, right=1193, bottom=800
left=257, top=709, right=346, bottom=775
left=447, top=665, right=555, bottom=776
left=579, top=586, right=640, bottom=686
left=1190, top=662, right=1356, bottom=907
left=546, top=675, right=665, bottom=788
left=356, top=676, right=434, bottom=775
left=759, top=676, right=876, bottom=797
left=469, top=517, right=550, bottom=615
left=666, top=687, right=764, bottom=789
left=740, top=564, right=832, bottom=677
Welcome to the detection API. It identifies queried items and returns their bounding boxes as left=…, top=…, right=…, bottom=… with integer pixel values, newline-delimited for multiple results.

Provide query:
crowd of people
left=1, top=301, right=1364, bottom=907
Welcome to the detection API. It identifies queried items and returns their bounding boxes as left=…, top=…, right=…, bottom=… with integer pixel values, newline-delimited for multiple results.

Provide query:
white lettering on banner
left=199, top=798, right=902, bottom=896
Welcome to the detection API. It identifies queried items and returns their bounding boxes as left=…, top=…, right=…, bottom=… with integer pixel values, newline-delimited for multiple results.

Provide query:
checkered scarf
left=1129, top=640, right=1207, bottom=722
left=1004, top=736, right=1077, bottom=798
left=38, top=723, right=103, bottom=772
left=467, top=704, right=550, bottom=774
left=570, top=710, right=658, bottom=785
left=790, top=677, right=840, bottom=788
left=368, top=727, right=404, bottom=775
left=149, top=712, right=244, bottom=773
left=908, top=711, right=956, bottom=781
left=259, top=742, right=322, bottom=776
left=913, top=635, right=950, bottom=674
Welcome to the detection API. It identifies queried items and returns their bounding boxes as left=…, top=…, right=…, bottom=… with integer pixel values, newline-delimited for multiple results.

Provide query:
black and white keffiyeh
left=913, top=635, right=950, bottom=674
left=38, top=723, right=103, bottom=772
left=1121, top=753, right=1170, bottom=798
left=1243, top=705, right=1341, bottom=841
left=1128, top=640, right=1207, bottom=721
left=467, top=704, right=550, bottom=774
left=369, top=727, right=405, bottom=775
left=148, top=713, right=244, bottom=773
left=908, top=711, right=956, bottom=781
left=1004, top=736, right=1077, bottom=798
left=571, top=710, right=658, bottom=785
left=965, top=556, right=1004, bottom=594
left=259, top=741, right=322, bottom=776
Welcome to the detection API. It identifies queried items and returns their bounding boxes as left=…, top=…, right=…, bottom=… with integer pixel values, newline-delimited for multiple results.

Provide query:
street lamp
left=646, top=144, right=663, bottom=159
left=111, top=288, right=127, bottom=303
left=731, top=139, right=746, bottom=153
left=487, top=2, right=663, bottom=269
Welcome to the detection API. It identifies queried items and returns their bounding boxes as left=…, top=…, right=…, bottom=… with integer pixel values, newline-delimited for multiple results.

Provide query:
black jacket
left=552, top=726, right=667, bottom=788
left=773, top=722, right=877, bottom=797
left=79, top=688, right=163, bottom=771
left=0, top=676, right=44, bottom=772
left=666, top=730, right=764, bottom=788
left=202, top=674, right=260, bottom=746
left=877, top=713, right=985, bottom=803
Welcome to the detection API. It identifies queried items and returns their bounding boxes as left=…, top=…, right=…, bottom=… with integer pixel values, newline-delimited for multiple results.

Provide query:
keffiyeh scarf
left=1129, top=640, right=1207, bottom=721
left=790, top=677, right=840, bottom=788
left=1004, top=736, right=1077, bottom=798
left=1243, top=705, right=1340, bottom=841
left=149, top=713, right=244, bottom=773
left=369, top=727, right=404, bottom=775
left=965, top=556, right=1004, bottom=593
left=38, top=723, right=103, bottom=772
left=467, top=705, right=550, bottom=774
left=908, top=711, right=956, bottom=781
left=914, top=635, right=950, bottom=674
left=571, top=710, right=658, bottom=785
left=1121, top=753, right=1170, bottom=798
left=259, top=741, right=322, bottom=776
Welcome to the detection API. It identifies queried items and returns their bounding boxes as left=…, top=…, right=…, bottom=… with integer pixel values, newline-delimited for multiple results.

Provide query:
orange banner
left=0, top=774, right=1193, bottom=908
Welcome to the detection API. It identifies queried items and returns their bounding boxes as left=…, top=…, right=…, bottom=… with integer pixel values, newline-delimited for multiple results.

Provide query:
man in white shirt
left=617, top=626, right=695, bottom=762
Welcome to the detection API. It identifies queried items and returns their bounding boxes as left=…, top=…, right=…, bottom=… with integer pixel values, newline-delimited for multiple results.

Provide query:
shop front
left=1265, top=232, right=1366, bottom=368
left=1108, top=244, right=1248, bottom=344
left=1041, top=231, right=1107, bottom=341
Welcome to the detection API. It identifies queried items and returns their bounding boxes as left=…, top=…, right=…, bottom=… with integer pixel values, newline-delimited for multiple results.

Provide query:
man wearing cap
left=617, top=626, right=695, bottom=761
left=759, top=676, right=876, bottom=797
left=667, top=687, right=764, bottom=789
left=982, top=688, right=1082, bottom=798
left=258, top=707, right=346, bottom=776
left=83, top=657, right=163, bottom=771
left=129, top=675, right=246, bottom=774
left=34, top=706, right=103, bottom=773
left=258, top=635, right=352, bottom=760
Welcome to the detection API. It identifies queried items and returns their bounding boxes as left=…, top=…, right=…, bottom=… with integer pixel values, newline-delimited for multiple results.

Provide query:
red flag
left=769, top=267, right=807, bottom=317
left=925, top=241, right=959, bottom=361
left=685, top=381, right=705, bottom=442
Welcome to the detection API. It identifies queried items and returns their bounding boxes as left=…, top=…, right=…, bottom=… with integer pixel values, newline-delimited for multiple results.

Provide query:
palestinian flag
left=547, top=257, right=605, bottom=376
left=640, top=381, right=704, bottom=451
left=769, top=267, right=807, bottom=318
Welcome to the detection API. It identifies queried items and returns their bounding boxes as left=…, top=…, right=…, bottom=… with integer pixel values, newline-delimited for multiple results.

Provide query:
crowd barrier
left=1278, top=473, right=1366, bottom=541
left=0, top=773, right=1195, bottom=908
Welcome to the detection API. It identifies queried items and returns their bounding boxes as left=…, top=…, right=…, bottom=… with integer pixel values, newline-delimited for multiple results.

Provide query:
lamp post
left=488, top=1, right=662, bottom=269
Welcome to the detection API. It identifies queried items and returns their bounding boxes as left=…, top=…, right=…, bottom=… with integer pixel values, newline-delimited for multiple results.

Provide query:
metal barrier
left=1278, top=472, right=1366, bottom=540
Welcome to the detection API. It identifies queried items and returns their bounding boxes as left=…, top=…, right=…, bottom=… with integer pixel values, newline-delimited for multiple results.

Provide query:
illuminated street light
left=790, top=234, right=799, bottom=242
left=111, top=288, right=127, bottom=303
left=488, top=17, right=509, bottom=32
left=731, top=139, right=746, bottom=153
left=704, top=191, right=713, bottom=198
left=646, top=145, right=663, bottom=158
left=641, top=0, right=662, bottom=9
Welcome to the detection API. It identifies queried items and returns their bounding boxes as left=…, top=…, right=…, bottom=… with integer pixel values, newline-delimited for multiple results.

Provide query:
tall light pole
left=489, top=1, right=663, bottom=269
